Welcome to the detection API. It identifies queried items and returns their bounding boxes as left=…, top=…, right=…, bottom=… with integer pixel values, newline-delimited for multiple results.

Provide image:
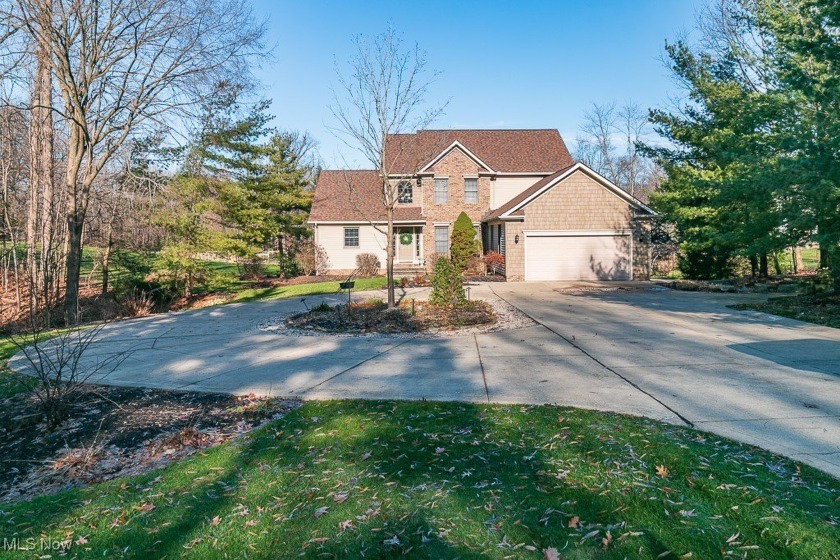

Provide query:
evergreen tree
left=175, top=82, right=315, bottom=263
left=450, top=212, right=478, bottom=274
left=645, top=1, right=836, bottom=279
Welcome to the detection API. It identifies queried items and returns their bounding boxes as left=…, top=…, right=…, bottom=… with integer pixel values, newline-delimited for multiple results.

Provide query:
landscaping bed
left=733, top=293, right=840, bottom=328
left=0, top=385, right=298, bottom=503
left=285, top=298, right=496, bottom=334
left=666, top=277, right=810, bottom=294
left=3, top=400, right=838, bottom=558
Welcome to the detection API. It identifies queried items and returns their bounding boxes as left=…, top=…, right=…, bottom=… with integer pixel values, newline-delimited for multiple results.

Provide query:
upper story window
left=397, top=180, right=413, bottom=204
left=344, top=227, right=359, bottom=248
left=434, top=178, right=448, bottom=204
left=464, top=178, right=478, bottom=203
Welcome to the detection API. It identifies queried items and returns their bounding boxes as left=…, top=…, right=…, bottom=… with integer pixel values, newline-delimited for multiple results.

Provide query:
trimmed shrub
left=484, top=251, right=505, bottom=275
left=450, top=212, right=479, bottom=274
left=429, top=257, right=466, bottom=308
left=294, top=239, right=330, bottom=276
left=277, top=253, right=300, bottom=278
left=241, top=258, right=266, bottom=280
left=356, top=253, right=381, bottom=276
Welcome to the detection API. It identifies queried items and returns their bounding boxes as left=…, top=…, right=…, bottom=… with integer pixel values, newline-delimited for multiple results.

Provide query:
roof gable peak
left=417, top=140, right=494, bottom=174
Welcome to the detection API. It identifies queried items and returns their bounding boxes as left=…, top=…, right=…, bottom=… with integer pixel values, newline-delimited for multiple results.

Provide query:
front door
left=397, top=229, right=415, bottom=263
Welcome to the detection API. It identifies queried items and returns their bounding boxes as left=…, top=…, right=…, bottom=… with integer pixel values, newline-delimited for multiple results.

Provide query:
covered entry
left=394, top=226, right=422, bottom=264
left=524, top=231, right=631, bottom=281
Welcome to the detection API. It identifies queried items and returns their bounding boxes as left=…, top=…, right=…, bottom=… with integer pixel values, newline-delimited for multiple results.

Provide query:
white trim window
left=434, top=178, right=448, bottom=204
left=464, top=177, right=478, bottom=203
left=397, top=180, right=413, bottom=204
left=343, top=227, right=359, bottom=248
left=434, top=225, right=449, bottom=254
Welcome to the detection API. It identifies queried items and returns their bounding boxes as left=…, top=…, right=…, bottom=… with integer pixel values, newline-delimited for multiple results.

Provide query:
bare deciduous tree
left=329, top=27, right=447, bottom=308
left=3, top=0, right=267, bottom=323
left=574, top=100, right=658, bottom=200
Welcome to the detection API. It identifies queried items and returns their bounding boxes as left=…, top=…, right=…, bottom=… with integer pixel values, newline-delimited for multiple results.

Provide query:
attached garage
left=483, top=163, right=656, bottom=281
left=524, top=231, right=632, bottom=281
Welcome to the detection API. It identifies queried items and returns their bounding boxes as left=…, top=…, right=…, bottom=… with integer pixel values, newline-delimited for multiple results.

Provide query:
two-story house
left=308, top=129, right=654, bottom=281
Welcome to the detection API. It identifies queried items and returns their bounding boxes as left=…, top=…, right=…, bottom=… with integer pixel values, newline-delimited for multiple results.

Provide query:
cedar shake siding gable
left=484, top=163, right=655, bottom=221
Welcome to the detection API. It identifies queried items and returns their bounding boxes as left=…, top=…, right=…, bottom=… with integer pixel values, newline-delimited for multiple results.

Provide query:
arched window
left=397, top=180, right=413, bottom=204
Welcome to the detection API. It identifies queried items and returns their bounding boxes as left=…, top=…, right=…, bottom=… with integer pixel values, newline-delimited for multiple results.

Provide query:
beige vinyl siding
left=490, top=176, right=544, bottom=209
left=315, top=224, right=388, bottom=272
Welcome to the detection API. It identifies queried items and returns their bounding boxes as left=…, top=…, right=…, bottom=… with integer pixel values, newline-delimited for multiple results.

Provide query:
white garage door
left=525, top=233, right=631, bottom=281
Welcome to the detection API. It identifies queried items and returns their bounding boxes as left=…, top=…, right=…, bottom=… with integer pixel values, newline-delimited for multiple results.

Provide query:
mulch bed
left=287, top=299, right=496, bottom=333
left=0, top=385, right=299, bottom=503
left=465, top=274, right=506, bottom=283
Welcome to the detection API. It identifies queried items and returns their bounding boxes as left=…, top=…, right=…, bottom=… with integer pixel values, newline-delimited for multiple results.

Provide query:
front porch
left=393, top=226, right=424, bottom=274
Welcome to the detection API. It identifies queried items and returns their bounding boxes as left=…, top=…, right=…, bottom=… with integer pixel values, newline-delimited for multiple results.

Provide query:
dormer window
left=397, top=180, right=413, bottom=204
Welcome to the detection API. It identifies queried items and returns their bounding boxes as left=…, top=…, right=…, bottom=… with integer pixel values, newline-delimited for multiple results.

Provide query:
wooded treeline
left=0, top=0, right=316, bottom=327
left=646, top=0, right=840, bottom=282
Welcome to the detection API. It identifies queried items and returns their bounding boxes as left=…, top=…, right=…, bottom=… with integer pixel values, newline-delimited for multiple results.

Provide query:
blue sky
left=250, top=0, right=705, bottom=168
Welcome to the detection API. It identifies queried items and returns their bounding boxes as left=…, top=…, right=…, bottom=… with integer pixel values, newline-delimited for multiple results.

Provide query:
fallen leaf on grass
left=656, top=465, right=670, bottom=478
left=543, top=547, right=559, bottom=560
left=568, top=516, right=580, bottom=528
left=338, top=520, right=354, bottom=531
left=333, top=492, right=349, bottom=503
left=313, top=507, right=329, bottom=518
left=209, top=516, right=221, bottom=527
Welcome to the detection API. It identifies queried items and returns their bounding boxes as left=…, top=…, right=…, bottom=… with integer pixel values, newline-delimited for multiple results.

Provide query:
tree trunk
left=750, top=255, right=758, bottom=277
left=792, top=246, right=803, bottom=274
left=101, top=205, right=117, bottom=295
left=62, top=113, right=88, bottom=324
left=63, top=213, right=84, bottom=324
left=819, top=241, right=829, bottom=268
left=759, top=253, right=769, bottom=278
left=772, top=253, right=782, bottom=276
left=28, top=37, right=54, bottom=313
left=101, top=242, right=111, bottom=296
left=386, top=206, right=395, bottom=308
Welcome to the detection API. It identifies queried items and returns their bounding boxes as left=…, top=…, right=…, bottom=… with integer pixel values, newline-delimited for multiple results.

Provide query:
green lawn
left=230, top=276, right=388, bottom=303
left=4, top=400, right=837, bottom=559
left=775, top=247, right=820, bottom=272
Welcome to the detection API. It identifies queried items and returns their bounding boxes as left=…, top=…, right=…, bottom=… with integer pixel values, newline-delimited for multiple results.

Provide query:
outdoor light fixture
left=514, top=234, right=520, bottom=244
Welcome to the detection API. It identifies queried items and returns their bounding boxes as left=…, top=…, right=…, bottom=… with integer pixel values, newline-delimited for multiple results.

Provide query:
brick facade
left=311, top=131, right=655, bottom=280
left=418, top=147, right=491, bottom=271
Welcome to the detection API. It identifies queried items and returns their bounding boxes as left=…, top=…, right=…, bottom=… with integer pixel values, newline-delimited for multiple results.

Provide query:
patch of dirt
left=553, top=284, right=654, bottom=296
left=465, top=275, right=506, bottom=283
left=284, top=299, right=496, bottom=334
left=732, top=293, right=840, bottom=328
left=261, top=297, right=535, bottom=337
left=666, top=277, right=812, bottom=294
left=0, top=385, right=299, bottom=503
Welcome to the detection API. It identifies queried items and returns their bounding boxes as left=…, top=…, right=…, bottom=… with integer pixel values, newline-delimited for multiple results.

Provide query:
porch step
left=393, top=265, right=426, bottom=277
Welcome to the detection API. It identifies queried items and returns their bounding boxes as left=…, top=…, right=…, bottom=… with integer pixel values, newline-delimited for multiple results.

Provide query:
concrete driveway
left=11, top=282, right=840, bottom=478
